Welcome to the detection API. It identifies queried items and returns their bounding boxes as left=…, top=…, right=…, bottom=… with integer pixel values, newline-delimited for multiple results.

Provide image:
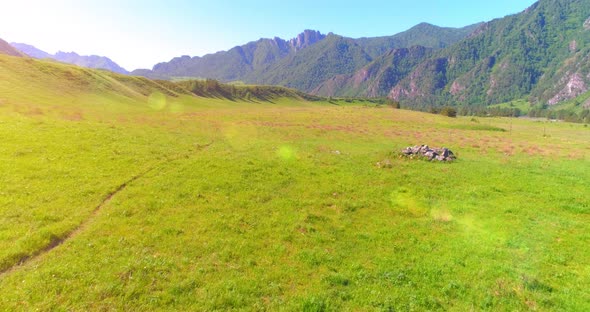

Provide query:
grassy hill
left=1, top=53, right=590, bottom=310
left=0, top=54, right=314, bottom=114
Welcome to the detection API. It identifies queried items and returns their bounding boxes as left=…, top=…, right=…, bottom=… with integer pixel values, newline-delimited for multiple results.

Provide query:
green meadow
left=1, top=55, right=589, bottom=311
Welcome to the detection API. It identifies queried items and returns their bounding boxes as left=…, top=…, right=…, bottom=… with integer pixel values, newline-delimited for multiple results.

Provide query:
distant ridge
left=352, top=22, right=483, bottom=58
left=133, top=0, right=590, bottom=111
left=132, top=23, right=478, bottom=91
left=132, top=29, right=328, bottom=81
left=0, top=38, right=25, bottom=57
left=9, top=43, right=52, bottom=59
left=10, top=42, right=129, bottom=74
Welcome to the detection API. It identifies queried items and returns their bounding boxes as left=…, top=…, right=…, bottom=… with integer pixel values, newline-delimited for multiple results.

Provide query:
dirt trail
left=0, top=142, right=213, bottom=277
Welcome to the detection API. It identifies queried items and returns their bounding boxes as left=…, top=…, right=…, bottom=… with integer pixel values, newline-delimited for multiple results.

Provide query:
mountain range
left=132, top=23, right=480, bottom=91
left=131, top=0, right=590, bottom=111
left=4, top=0, right=590, bottom=113
left=9, top=43, right=129, bottom=74
left=387, top=0, right=590, bottom=110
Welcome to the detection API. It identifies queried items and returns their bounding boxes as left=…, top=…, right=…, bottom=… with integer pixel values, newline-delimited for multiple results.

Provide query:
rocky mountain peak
left=289, top=30, right=326, bottom=50
left=55, top=51, right=80, bottom=58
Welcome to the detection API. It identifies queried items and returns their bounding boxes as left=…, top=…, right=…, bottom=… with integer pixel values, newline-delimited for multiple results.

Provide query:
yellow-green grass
left=489, top=99, right=531, bottom=113
left=1, top=55, right=589, bottom=310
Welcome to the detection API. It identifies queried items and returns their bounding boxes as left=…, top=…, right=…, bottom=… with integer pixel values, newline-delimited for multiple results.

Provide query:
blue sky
left=0, top=0, right=536, bottom=70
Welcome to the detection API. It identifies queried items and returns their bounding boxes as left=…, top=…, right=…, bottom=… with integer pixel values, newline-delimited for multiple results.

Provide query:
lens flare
left=148, top=92, right=167, bottom=111
left=389, top=187, right=427, bottom=217
left=430, top=208, right=453, bottom=222
left=222, top=124, right=258, bottom=150
left=277, top=146, right=296, bottom=161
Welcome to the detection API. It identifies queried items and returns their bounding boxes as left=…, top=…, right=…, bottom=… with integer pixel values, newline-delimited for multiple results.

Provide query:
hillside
left=312, top=46, right=433, bottom=97
left=133, top=30, right=326, bottom=80
left=0, top=38, right=25, bottom=57
left=353, top=22, right=482, bottom=58
left=11, top=43, right=129, bottom=74
left=249, top=34, right=373, bottom=92
left=0, top=53, right=317, bottom=114
left=389, top=0, right=590, bottom=110
left=131, top=0, right=590, bottom=113
left=133, top=24, right=476, bottom=91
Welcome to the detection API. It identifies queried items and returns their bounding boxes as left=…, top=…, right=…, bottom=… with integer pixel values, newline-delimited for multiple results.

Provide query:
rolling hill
left=0, top=52, right=316, bottom=115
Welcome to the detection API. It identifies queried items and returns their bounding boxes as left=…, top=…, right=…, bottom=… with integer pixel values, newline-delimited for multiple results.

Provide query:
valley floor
left=1, top=94, right=589, bottom=311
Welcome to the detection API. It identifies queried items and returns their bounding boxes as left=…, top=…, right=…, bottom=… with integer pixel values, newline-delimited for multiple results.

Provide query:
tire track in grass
left=0, top=142, right=213, bottom=277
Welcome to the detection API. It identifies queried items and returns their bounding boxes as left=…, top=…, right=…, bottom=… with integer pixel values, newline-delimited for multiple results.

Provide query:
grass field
left=1, top=54, right=590, bottom=311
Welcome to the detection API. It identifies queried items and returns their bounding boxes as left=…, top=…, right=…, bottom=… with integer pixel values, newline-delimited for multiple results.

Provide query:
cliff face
left=289, top=30, right=326, bottom=50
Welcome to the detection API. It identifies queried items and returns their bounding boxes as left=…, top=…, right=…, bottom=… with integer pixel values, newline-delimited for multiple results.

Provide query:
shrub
left=388, top=100, right=401, bottom=109
left=440, top=106, right=457, bottom=117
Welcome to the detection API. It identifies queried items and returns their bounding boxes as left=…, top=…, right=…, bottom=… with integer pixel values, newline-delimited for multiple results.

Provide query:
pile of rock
left=401, top=145, right=456, bottom=162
